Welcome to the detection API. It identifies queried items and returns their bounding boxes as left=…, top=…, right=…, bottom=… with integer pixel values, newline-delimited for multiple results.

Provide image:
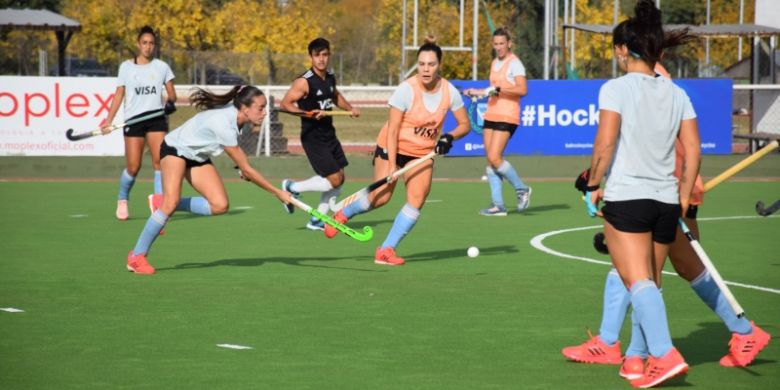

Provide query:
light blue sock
left=176, top=197, right=212, bottom=216
left=496, top=160, right=528, bottom=191
left=690, top=270, right=752, bottom=335
left=381, top=203, right=420, bottom=249
left=625, top=308, right=649, bottom=358
left=342, top=196, right=372, bottom=219
left=132, top=210, right=168, bottom=256
left=630, top=280, right=673, bottom=357
left=486, top=166, right=504, bottom=206
left=118, top=169, right=136, bottom=200
left=598, top=268, right=631, bottom=346
left=153, top=170, right=162, bottom=194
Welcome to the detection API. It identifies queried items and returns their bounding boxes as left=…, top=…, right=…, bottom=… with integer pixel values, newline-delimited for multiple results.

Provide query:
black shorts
left=373, top=146, right=428, bottom=168
left=301, top=135, right=348, bottom=177
left=602, top=199, right=681, bottom=244
left=160, top=141, right=212, bottom=168
left=124, top=109, right=169, bottom=137
left=483, top=120, right=518, bottom=136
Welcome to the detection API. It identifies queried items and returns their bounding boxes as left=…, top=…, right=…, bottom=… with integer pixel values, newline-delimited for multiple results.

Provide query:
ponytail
left=612, top=0, right=675, bottom=66
left=190, top=85, right=264, bottom=111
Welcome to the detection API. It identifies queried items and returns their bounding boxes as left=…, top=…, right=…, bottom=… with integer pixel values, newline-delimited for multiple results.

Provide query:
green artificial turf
left=1, top=178, right=778, bottom=389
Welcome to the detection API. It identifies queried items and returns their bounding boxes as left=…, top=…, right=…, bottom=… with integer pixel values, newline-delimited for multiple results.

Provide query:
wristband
left=585, top=184, right=600, bottom=192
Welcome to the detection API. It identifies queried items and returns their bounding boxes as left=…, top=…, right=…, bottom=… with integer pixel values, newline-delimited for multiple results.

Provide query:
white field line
left=529, top=215, right=780, bottom=295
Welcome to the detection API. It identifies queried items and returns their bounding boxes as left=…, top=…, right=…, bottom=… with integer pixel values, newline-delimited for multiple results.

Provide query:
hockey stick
left=288, top=197, right=373, bottom=242
left=704, top=140, right=779, bottom=192
left=65, top=109, right=167, bottom=141
left=678, top=218, right=745, bottom=317
left=328, top=150, right=437, bottom=212
left=276, top=108, right=354, bottom=118
left=756, top=199, right=780, bottom=216
left=465, top=94, right=488, bottom=135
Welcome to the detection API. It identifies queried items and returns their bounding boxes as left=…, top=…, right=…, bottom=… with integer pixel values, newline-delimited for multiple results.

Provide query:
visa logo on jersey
left=413, top=127, right=439, bottom=139
left=317, top=98, right=333, bottom=110
left=134, top=86, right=158, bottom=95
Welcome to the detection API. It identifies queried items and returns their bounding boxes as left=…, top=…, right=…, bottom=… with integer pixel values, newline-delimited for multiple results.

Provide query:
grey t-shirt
left=599, top=73, right=696, bottom=204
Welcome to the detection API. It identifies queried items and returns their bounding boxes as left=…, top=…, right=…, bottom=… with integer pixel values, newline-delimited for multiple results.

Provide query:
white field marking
left=233, top=206, right=253, bottom=210
left=425, top=199, right=443, bottom=203
left=1, top=307, right=24, bottom=313
left=529, top=215, right=780, bottom=295
left=217, top=343, right=252, bottom=350
left=69, top=214, right=88, bottom=218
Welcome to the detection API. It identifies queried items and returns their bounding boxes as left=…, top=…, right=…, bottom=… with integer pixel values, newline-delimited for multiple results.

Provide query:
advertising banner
left=0, top=76, right=124, bottom=156
left=447, top=79, right=733, bottom=156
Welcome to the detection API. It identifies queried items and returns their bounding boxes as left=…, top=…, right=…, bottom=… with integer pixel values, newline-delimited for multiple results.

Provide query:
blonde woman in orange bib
left=324, top=41, right=471, bottom=265
left=464, top=27, right=529, bottom=216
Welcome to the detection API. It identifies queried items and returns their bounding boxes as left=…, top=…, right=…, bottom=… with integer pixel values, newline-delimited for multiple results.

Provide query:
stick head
left=65, top=129, right=93, bottom=141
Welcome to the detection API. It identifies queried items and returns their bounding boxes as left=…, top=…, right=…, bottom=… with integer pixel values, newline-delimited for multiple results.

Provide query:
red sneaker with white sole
left=620, top=356, right=645, bottom=380
left=127, top=251, right=155, bottom=275
left=719, top=321, right=771, bottom=367
left=561, top=330, right=623, bottom=365
left=630, top=347, right=688, bottom=388
left=324, top=210, right=348, bottom=239
left=374, top=247, right=405, bottom=266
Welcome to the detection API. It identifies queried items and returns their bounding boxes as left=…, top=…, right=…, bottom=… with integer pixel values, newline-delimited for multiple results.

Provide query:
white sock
left=318, top=187, right=342, bottom=214
left=291, top=175, right=333, bottom=193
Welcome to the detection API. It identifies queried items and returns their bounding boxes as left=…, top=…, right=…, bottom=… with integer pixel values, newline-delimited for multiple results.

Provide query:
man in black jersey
left=281, top=38, right=360, bottom=231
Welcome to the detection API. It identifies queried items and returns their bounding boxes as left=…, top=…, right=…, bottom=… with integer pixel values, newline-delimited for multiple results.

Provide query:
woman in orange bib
left=324, top=41, right=470, bottom=265
left=464, top=27, right=529, bottom=216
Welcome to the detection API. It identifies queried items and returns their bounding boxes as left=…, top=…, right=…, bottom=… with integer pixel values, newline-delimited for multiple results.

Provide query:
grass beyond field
left=1, top=177, right=778, bottom=389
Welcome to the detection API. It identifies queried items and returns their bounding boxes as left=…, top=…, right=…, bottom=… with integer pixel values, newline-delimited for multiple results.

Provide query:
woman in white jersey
left=324, top=41, right=471, bottom=265
left=582, top=1, right=701, bottom=387
left=126, top=86, right=292, bottom=275
left=101, top=26, right=177, bottom=221
left=463, top=27, right=529, bottom=216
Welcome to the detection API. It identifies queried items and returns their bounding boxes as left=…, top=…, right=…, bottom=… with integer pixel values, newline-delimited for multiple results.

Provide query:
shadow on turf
left=157, top=255, right=388, bottom=273
left=406, top=245, right=518, bottom=262
left=512, top=203, right=570, bottom=215
left=674, top=321, right=776, bottom=368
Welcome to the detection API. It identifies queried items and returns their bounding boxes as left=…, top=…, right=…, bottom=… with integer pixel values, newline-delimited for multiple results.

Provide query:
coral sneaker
left=561, top=330, right=623, bottom=365
left=374, top=247, right=405, bottom=266
left=620, top=356, right=645, bottom=380
left=127, top=251, right=155, bottom=275
left=116, top=200, right=129, bottom=220
left=719, top=321, right=771, bottom=367
left=148, top=194, right=166, bottom=235
left=630, top=347, right=688, bottom=388
left=324, top=210, right=348, bottom=239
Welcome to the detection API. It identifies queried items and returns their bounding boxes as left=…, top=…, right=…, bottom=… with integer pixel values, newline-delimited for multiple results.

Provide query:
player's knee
left=126, top=165, right=141, bottom=177
left=210, top=200, right=229, bottom=215
left=161, top=195, right=180, bottom=214
left=327, top=173, right=344, bottom=188
left=486, top=155, right=503, bottom=169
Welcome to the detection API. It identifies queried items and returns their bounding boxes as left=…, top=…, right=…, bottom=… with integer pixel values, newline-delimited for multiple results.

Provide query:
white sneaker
left=516, top=187, right=532, bottom=211
left=479, top=203, right=508, bottom=216
left=305, top=218, right=325, bottom=231
left=116, top=200, right=129, bottom=220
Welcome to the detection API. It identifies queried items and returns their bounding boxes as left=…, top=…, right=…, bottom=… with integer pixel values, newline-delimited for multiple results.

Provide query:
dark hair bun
left=634, top=0, right=661, bottom=28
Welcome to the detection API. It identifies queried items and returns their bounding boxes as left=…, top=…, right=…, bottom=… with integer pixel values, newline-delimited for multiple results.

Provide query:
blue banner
left=446, top=79, right=733, bottom=155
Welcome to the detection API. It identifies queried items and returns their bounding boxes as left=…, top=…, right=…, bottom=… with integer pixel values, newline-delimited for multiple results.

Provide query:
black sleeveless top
left=297, top=68, right=336, bottom=139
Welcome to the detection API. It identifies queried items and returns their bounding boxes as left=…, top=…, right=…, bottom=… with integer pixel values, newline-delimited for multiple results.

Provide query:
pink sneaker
left=116, top=200, right=129, bottom=220
left=374, top=247, right=405, bottom=266
left=561, top=330, right=623, bottom=365
left=620, top=356, right=645, bottom=380
left=630, top=347, right=688, bottom=388
left=719, top=321, right=771, bottom=367
left=324, top=210, right=348, bottom=239
left=126, top=251, right=155, bottom=275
